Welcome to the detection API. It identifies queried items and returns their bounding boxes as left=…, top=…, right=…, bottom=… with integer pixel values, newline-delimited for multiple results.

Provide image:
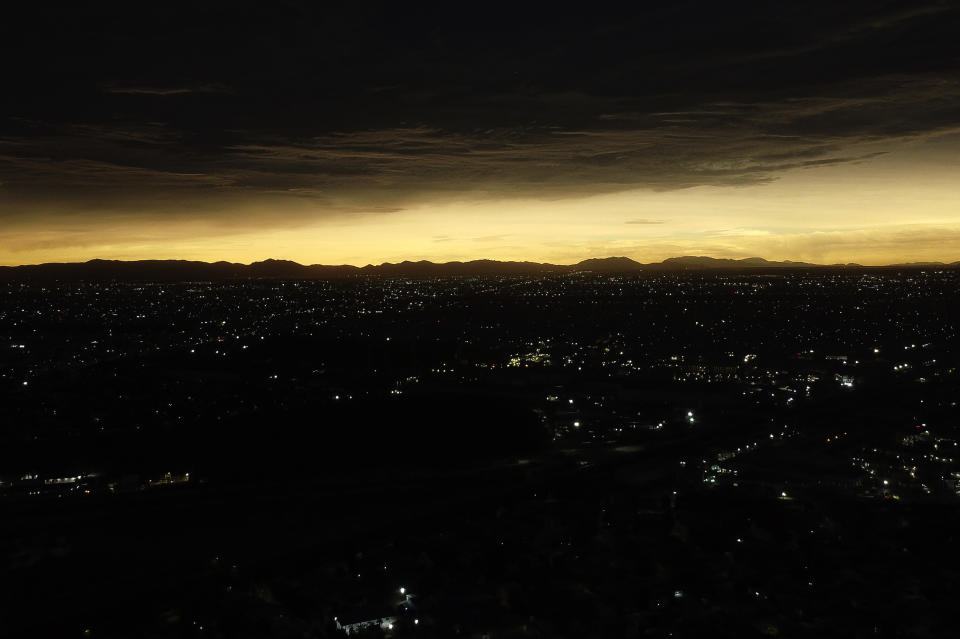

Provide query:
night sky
left=2, top=1, right=959, bottom=265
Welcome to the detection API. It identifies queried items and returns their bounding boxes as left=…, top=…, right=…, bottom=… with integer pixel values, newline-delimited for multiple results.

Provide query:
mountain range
left=0, top=256, right=957, bottom=281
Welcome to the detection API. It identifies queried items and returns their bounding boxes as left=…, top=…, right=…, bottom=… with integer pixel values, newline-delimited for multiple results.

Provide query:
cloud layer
left=1, top=1, right=959, bottom=264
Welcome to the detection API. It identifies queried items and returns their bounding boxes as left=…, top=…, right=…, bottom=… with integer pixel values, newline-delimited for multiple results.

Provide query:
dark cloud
left=1, top=0, right=959, bottom=221
left=104, top=84, right=229, bottom=96
left=105, top=87, right=198, bottom=96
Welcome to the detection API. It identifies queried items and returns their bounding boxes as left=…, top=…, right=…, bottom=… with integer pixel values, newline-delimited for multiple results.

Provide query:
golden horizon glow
left=3, top=136, right=960, bottom=267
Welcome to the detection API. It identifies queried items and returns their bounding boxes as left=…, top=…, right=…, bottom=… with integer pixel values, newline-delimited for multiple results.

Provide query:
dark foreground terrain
left=2, top=269, right=959, bottom=638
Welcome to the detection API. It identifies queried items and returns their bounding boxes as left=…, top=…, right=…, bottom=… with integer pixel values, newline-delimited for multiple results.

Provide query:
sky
left=2, top=1, right=959, bottom=266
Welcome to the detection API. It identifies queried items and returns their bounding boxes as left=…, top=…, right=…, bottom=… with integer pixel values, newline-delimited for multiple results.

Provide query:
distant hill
left=359, top=259, right=561, bottom=276
left=573, top=256, right=645, bottom=272
left=0, top=256, right=956, bottom=281
left=660, top=256, right=819, bottom=270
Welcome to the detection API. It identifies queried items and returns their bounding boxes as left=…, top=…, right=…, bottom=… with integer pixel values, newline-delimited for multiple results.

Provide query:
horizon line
left=2, top=254, right=959, bottom=269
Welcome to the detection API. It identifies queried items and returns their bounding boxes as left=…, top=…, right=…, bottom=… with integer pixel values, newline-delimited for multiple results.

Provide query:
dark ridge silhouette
left=573, top=256, right=645, bottom=272
left=0, top=256, right=957, bottom=281
left=659, top=256, right=819, bottom=269
left=359, top=259, right=562, bottom=276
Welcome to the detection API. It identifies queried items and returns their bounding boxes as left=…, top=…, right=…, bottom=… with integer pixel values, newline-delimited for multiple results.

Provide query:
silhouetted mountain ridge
left=660, top=256, right=819, bottom=269
left=1, top=256, right=957, bottom=280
